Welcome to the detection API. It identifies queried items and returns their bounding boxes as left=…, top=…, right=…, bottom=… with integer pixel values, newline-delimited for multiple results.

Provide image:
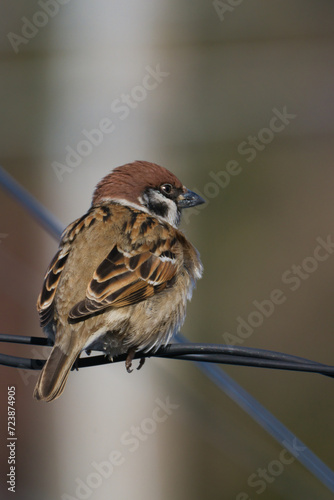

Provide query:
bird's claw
left=125, top=349, right=145, bottom=373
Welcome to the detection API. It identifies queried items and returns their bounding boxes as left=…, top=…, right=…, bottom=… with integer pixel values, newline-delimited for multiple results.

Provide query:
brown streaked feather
left=68, top=213, right=180, bottom=320
left=68, top=246, right=177, bottom=318
left=37, top=202, right=190, bottom=325
left=37, top=247, right=71, bottom=327
left=36, top=205, right=115, bottom=328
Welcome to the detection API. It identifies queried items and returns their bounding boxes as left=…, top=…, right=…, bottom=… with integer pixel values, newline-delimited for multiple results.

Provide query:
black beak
left=178, top=189, right=205, bottom=209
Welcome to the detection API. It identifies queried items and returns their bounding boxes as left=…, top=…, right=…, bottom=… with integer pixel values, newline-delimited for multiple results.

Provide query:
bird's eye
left=160, top=183, right=173, bottom=196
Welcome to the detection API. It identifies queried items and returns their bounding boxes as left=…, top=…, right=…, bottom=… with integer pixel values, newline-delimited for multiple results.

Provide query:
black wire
left=0, top=353, right=44, bottom=370
left=159, top=342, right=322, bottom=365
left=0, top=334, right=53, bottom=346
left=159, top=354, right=334, bottom=376
left=0, top=333, right=333, bottom=378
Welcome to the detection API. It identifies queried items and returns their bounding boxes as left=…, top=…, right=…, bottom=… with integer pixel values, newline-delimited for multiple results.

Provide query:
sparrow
left=33, top=161, right=204, bottom=402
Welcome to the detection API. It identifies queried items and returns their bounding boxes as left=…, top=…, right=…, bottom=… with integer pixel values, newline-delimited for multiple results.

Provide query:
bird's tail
left=33, top=342, right=82, bottom=402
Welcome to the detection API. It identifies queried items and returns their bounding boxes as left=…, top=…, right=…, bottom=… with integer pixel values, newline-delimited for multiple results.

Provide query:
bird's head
left=92, top=161, right=205, bottom=227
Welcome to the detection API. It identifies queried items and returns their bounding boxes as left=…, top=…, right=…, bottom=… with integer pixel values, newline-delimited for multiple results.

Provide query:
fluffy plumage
left=34, top=161, right=204, bottom=402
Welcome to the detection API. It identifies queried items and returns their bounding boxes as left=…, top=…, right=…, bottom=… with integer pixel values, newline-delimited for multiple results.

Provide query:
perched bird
left=34, top=161, right=204, bottom=402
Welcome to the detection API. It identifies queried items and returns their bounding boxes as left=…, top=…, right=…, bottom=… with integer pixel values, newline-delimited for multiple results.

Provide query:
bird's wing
left=37, top=207, right=109, bottom=327
left=68, top=212, right=180, bottom=320
left=37, top=245, right=71, bottom=327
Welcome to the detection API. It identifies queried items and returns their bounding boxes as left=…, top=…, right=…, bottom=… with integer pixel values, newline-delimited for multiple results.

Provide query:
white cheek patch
left=145, top=191, right=180, bottom=227
left=163, top=200, right=180, bottom=228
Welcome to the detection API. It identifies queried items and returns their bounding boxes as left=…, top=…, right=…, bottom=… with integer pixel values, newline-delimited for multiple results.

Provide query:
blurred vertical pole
left=0, top=2, right=56, bottom=498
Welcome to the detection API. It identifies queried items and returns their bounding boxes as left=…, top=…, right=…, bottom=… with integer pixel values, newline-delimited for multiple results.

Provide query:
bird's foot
left=137, top=357, right=145, bottom=370
left=125, top=349, right=135, bottom=373
left=125, top=349, right=145, bottom=373
left=73, top=355, right=80, bottom=371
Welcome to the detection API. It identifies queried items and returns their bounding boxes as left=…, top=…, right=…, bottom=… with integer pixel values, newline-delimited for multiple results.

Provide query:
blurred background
left=1, top=0, right=334, bottom=498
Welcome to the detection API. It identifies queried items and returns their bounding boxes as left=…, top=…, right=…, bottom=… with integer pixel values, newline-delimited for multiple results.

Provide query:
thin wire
left=1, top=166, right=334, bottom=494
left=0, top=165, right=63, bottom=240
left=197, top=361, right=334, bottom=493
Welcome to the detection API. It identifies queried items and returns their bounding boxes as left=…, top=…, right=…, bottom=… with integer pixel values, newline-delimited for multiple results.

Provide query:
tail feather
left=33, top=344, right=81, bottom=402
